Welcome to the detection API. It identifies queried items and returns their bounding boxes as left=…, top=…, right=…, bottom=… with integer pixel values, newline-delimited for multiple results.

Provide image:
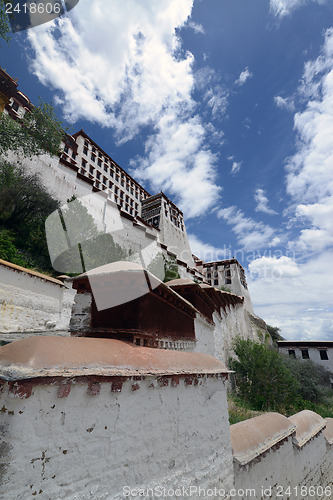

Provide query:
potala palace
left=1, top=67, right=333, bottom=500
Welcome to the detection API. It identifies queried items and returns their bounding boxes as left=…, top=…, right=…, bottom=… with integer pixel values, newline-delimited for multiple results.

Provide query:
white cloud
left=235, top=67, right=253, bottom=86
left=270, top=0, right=328, bottom=18
left=286, top=28, right=333, bottom=251
left=274, top=95, right=295, bottom=111
left=203, top=86, right=229, bottom=118
left=27, top=0, right=221, bottom=218
left=254, top=188, right=278, bottom=215
left=217, top=206, right=278, bottom=250
left=248, top=251, right=333, bottom=340
left=186, top=21, right=205, bottom=34
left=249, top=256, right=301, bottom=279
left=230, top=161, right=242, bottom=175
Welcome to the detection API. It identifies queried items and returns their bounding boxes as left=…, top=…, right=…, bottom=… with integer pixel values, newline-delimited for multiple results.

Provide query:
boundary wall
left=0, top=259, right=75, bottom=338
left=0, top=337, right=332, bottom=499
left=0, top=336, right=234, bottom=500
left=231, top=411, right=333, bottom=499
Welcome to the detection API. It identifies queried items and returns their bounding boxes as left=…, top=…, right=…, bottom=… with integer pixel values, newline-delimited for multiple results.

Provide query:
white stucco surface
left=232, top=413, right=333, bottom=500
left=0, top=263, right=75, bottom=334
left=0, top=374, right=234, bottom=500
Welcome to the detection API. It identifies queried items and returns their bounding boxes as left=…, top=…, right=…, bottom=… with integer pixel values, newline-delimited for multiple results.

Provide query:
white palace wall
left=1, top=337, right=333, bottom=499
left=0, top=259, right=75, bottom=338
left=0, top=337, right=234, bottom=500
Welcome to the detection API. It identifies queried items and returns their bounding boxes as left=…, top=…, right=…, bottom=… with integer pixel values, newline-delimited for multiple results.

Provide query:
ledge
left=230, top=412, right=296, bottom=466
left=0, top=259, right=65, bottom=287
left=0, top=336, right=231, bottom=381
left=288, top=410, right=327, bottom=448
left=324, top=418, right=333, bottom=445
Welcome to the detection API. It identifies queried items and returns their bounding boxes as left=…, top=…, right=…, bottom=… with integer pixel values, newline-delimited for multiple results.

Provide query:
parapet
left=288, top=410, right=327, bottom=448
left=324, top=417, right=333, bottom=445
left=0, top=336, right=230, bottom=381
left=230, top=412, right=295, bottom=466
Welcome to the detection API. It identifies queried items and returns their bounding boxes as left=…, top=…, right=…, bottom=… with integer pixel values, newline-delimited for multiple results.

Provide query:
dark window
left=301, top=349, right=309, bottom=359
left=214, top=279, right=218, bottom=286
left=207, top=273, right=211, bottom=279
left=288, top=350, right=296, bottom=358
left=89, top=166, right=94, bottom=174
left=81, top=159, right=87, bottom=168
left=225, top=270, right=231, bottom=277
left=72, top=151, right=77, bottom=160
left=91, top=154, right=95, bottom=162
left=83, top=147, right=88, bottom=155
left=92, top=147, right=96, bottom=154
left=96, top=172, right=101, bottom=180
left=12, top=101, right=19, bottom=112
left=319, top=350, right=329, bottom=360
left=98, top=159, right=102, bottom=167
left=109, top=181, right=113, bottom=188
left=104, top=165, right=108, bottom=172
left=208, top=280, right=211, bottom=285
left=84, top=140, right=89, bottom=147
left=64, top=145, right=69, bottom=154
left=225, top=278, right=231, bottom=285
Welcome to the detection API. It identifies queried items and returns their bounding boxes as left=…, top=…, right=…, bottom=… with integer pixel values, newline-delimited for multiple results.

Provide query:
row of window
left=81, top=141, right=148, bottom=200
left=207, top=278, right=232, bottom=286
left=207, top=270, right=231, bottom=279
left=288, top=349, right=329, bottom=361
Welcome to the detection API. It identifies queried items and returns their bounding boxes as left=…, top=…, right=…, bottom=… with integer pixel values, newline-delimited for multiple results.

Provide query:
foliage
left=281, top=355, right=332, bottom=404
left=0, top=100, right=64, bottom=157
left=218, top=285, right=232, bottom=292
left=227, top=394, right=264, bottom=425
left=266, top=324, right=284, bottom=343
left=0, top=161, right=59, bottom=271
left=0, top=0, right=11, bottom=42
left=230, top=338, right=300, bottom=412
left=148, top=252, right=180, bottom=282
left=163, top=254, right=180, bottom=282
left=0, top=228, right=28, bottom=267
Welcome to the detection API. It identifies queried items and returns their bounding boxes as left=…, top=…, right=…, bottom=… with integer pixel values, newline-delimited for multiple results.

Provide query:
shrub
left=230, top=338, right=300, bottom=412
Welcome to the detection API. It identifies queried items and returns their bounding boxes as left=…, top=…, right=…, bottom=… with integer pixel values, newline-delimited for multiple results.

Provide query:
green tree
left=0, top=100, right=64, bottom=157
left=281, top=355, right=332, bottom=404
left=0, top=161, right=59, bottom=270
left=0, top=0, right=11, bottom=42
left=230, top=338, right=300, bottom=412
left=148, top=252, right=180, bottom=282
left=266, top=324, right=284, bottom=343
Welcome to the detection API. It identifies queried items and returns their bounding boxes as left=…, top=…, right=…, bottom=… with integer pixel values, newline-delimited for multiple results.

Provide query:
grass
left=227, top=394, right=265, bottom=425
left=227, top=392, right=333, bottom=425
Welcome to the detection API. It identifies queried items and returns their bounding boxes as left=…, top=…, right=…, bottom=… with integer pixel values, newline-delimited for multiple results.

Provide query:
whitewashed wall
left=0, top=261, right=75, bottom=335
left=231, top=411, right=333, bottom=500
left=0, top=369, right=234, bottom=499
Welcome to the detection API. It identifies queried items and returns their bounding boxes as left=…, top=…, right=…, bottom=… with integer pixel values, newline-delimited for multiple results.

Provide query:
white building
left=278, top=340, right=333, bottom=376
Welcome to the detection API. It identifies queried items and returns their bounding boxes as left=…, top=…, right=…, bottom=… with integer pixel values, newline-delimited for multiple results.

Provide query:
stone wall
left=230, top=411, right=333, bottom=500
left=0, top=259, right=75, bottom=338
left=0, top=336, right=234, bottom=500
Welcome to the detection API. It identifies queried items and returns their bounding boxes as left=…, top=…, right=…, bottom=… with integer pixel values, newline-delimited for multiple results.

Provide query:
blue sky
left=1, top=0, right=333, bottom=340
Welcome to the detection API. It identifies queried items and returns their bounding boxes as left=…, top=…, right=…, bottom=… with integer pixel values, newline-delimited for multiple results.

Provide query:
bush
left=230, top=338, right=300, bottom=412
left=0, top=162, right=59, bottom=272
left=281, top=355, right=332, bottom=404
